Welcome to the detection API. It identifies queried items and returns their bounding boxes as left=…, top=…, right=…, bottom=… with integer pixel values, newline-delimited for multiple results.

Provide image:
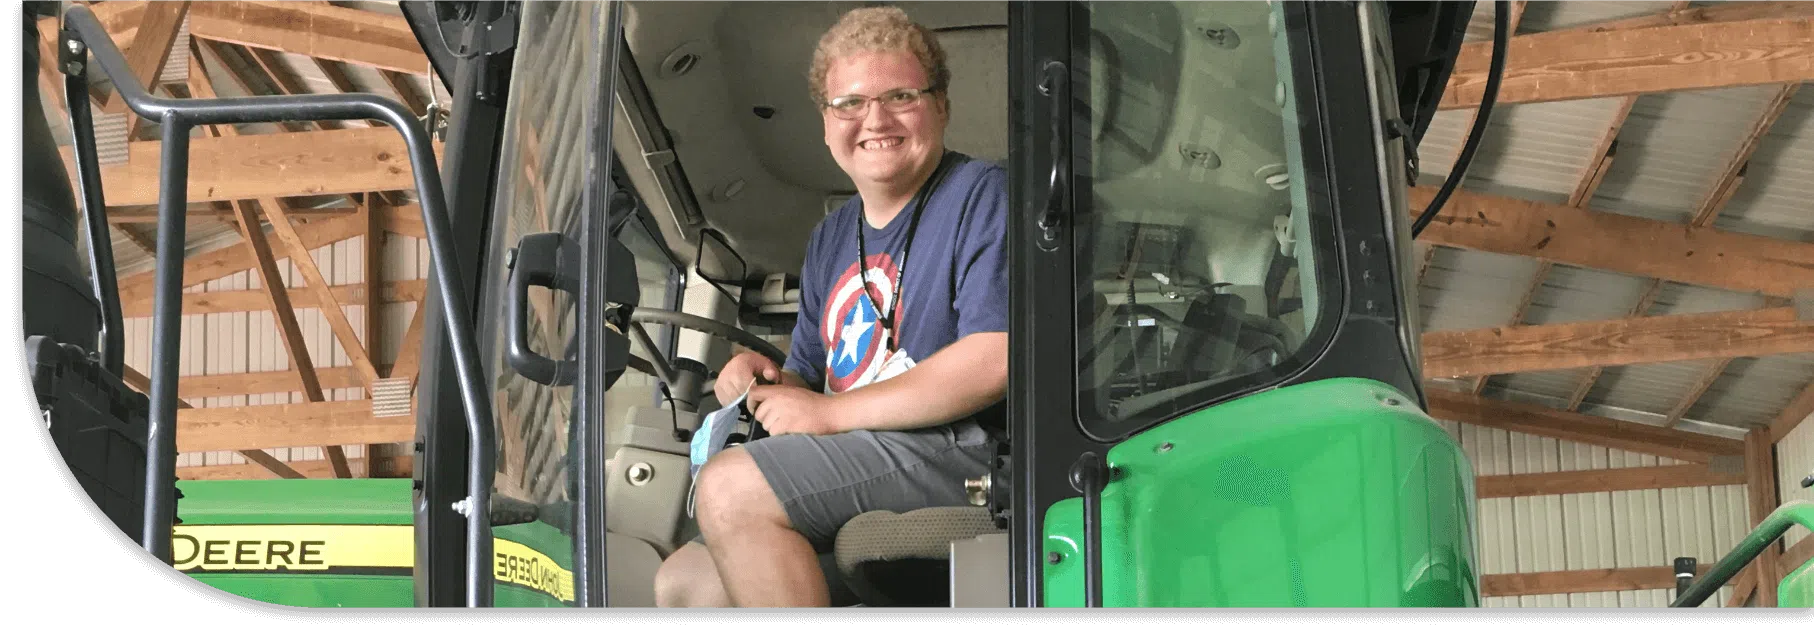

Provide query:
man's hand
left=715, top=352, right=783, bottom=405
left=747, top=384, right=843, bottom=436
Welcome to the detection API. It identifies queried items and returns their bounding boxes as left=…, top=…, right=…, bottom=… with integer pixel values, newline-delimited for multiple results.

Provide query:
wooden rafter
left=381, top=70, right=429, bottom=117
left=175, top=399, right=411, bottom=453
left=1427, top=389, right=1744, bottom=464
left=1475, top=463, right=1745, bottom=499
left=106, top=205, right=356, bottom=224
left=262, top=200, right=381, bottom=390
left=114, top=205, right=424, bottom=308
left=99, top=1, right=190, bottom=122
left=1558, top=281, right=1666, bottom=412
left=121, top=365, right=302, bottom=479
left=1769, top=382, right=1814, bottom=444
left=1441, top=16, right=1814, bottom=109
left=173, top=366, right=393, bottom=402
left=1564, top=2, right=1814, bottom=34
left=122, top=279, right=424, bottom=318
left=1409, top=187, right=1814, bottom=297
left=311, top=58, right=380, bottom=128
left=360, top=195, right=384, bottom=477
left=91, top=2, right=427, bottom=74
left=1480, top=564, right=1714, bottom=598
left=229, top=200, right=351, bottom=478
left=391, top=298, right=429, bottom=387
left=1465, top=14, right=1662, bottom=396
left=1744, top=430, right=1783, bottom=606
left=60, top=127, right=436, bottom=207
left=1423, top=307, right=1814, bottom=380
left=179, top=455, right=410, bottom=481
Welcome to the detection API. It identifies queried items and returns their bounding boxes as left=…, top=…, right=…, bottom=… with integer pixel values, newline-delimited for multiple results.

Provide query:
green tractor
left=25, top=0, right=1813, bottom=608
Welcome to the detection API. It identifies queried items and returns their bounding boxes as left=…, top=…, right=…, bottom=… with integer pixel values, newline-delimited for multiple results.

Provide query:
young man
left=652, top=7, right=1009, bottom=607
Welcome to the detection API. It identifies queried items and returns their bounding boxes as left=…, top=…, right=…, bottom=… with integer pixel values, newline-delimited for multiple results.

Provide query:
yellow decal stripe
left=172, top=525, right=573, bottom=602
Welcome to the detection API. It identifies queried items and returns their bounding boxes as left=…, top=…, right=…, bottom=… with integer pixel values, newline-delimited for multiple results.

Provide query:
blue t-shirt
left=784, top=150, right=1008, bottom=395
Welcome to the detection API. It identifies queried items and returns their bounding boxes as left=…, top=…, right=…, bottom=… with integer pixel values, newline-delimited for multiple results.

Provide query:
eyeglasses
left=823, top=87, right=939, bottom=121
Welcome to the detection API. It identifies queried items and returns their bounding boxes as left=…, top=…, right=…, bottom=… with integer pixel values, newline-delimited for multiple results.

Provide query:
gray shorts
left=691, top=418, right=998, bottom=552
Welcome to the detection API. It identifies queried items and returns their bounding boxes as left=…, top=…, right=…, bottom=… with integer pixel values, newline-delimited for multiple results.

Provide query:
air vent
left=93, top=111, right=129, bottom=166
left=371, top=378, right=414, bottom=418
left=157, top=17, right=191, bottom=85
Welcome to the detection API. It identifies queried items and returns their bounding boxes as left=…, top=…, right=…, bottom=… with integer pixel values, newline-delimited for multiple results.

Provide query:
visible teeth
left=863, top=138, right=903, bottom=150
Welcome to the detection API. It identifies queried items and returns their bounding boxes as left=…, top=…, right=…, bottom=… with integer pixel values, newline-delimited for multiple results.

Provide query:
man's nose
left=861, top=100, right=899, bottom=129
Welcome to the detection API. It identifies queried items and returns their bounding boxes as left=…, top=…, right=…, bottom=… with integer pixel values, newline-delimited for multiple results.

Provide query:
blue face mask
left=687, top=387, right=749, bottom=518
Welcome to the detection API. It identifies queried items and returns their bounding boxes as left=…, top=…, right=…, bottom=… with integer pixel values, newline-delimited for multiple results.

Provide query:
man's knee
left=693, top=447, right=788, bottom=536
left=654, top=542, right=726, bottom=608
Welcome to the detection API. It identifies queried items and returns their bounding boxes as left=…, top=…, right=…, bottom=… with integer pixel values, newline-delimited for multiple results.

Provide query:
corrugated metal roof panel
left=1521, top=264, right=1651, bottom=325
left=1419, top=98, right=1623, bottom=205
left=1688, top=354, right=1814, bottom=429
left=1781, top=423, right=1814, bottom=547
left=1588, top=361, right=1721, bottom=420
left=1588, top=86, right=1787, bottom=224
left=1517, top=1, right=1679, bottom=32
left=1418, top=248, right=1542, bottom=332
left=1716, top=87, right=1814, bottom=242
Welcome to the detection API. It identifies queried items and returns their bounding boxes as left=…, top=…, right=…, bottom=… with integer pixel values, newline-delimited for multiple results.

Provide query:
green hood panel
left=1043, top=378, right=1479, bottom=607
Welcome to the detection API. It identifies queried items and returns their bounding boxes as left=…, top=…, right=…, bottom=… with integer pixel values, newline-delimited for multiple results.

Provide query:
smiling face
left=821, top=49, right=949, bottom=197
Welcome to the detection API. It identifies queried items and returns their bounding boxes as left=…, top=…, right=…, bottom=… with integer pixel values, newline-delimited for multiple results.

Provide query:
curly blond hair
left=807, top=6, right=950, bottom=109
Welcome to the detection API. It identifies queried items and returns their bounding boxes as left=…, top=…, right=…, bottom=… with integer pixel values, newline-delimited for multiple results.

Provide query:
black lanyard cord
left=855, top=152, right=954, bottom=354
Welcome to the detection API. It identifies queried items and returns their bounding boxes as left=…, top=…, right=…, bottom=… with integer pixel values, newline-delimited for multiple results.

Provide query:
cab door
left=415, top=0, right=629, bottom=608
left=1007, top=1, right=1418, bottom=607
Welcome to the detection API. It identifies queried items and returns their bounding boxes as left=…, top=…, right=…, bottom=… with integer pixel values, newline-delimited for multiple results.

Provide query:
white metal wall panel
left=1438, top=419, right=1748, bottom=607
left=1782, top=419, right=1814, bottom=548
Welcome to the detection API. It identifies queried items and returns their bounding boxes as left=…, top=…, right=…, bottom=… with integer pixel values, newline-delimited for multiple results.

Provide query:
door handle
left=1036, top=60, right=1070, bottom=252
left=505, top=232, right=581, bottom=386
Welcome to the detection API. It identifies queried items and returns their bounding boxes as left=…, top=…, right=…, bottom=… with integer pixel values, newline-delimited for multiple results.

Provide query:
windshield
left=1073, top=0, right=1335, bottom=438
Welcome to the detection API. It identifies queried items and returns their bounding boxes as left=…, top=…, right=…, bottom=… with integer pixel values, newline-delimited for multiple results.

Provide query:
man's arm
left=823, top=331, right=1006, bottom=433
left=745, top=332, right=1005, bottom=436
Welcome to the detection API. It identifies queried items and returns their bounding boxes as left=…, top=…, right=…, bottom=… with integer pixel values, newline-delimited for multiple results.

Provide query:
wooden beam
left=178, top=455, right=411, bottom=481
left=1480, top=564, right=1714, bottom=597
left=1745, top=429, right=1783, bottom=606
left=1559, top=278, right=1667, bottom=413
left=391, top=296, right=428, bottom=383
left=1441, top=17, right=1814, bottom=110
left=176, top=400, right=410, bottom=453
left=380, top=70, right=428, bottom=116
left=122, top=365, right=303, bottom=479
left=361, top=196, right=383, bottom=478
left=99, top=1, right=191, bottom=118
left=1769, top=382, right=1814, bottom=443
left=175, top=366, right=375, bottom=401
left=61, top=128, right=438, bottom=207
left=1427, top=389, right=1744, bottom=464
left=1728, top=574, right=1757, bottom=607
left=117, top=212, right=365, bottom=307
left=1784, top=536, right=1814, bottom=578
left=1477, top=464, right=1747, bottom=499
left=1410, top=187, right=1814, bottom=297
left=105, top=206, right=357, bottom=224
left=243, top=48, right=336, bottom=131
left=121, top=279, right=425, bottom=318
left=187, top=1, right=430, bottom=75
left=311, top=58, right=379, bottom=128
left=229, top=201, right=350, bottom=478
left=1564, top=2, right=1814, bottom=35
left=261, top=200, right=381, bottom=389
left=1423, top=307, right=1814, bottom=380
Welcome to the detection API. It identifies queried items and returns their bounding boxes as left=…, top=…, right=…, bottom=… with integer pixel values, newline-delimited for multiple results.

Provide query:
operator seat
left=833, top=506, right=1001, bottom=607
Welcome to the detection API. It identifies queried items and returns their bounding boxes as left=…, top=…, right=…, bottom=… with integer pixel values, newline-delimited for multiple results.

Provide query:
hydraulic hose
left=1411, top=1, right=1510, bottom=238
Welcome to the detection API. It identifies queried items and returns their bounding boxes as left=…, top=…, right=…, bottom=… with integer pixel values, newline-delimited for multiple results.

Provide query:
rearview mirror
left=694, top=227, right=747, bottom=290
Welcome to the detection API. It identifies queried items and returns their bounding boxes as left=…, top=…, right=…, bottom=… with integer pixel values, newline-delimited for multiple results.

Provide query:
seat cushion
left=833, top=507, right=1001, bottom=607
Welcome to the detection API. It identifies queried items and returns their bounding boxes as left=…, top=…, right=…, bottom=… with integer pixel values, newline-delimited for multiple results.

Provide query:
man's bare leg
left=653, top=542, right=731, bottom=607
left=693, top=447, right=830, bottom=607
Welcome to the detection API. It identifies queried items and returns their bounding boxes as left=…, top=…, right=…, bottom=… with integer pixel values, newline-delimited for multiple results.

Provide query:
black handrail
left=60, top=5, right=499, bottom=607
left=1070, top=452, right=1109, bottom=607
left=61, top=60, right=124, bottom=377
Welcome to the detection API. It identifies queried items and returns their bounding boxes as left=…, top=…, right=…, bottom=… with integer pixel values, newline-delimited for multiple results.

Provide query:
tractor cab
left=410, top=0, right=1474, bottom=607
left=36, top=0, right=1547, bottom=609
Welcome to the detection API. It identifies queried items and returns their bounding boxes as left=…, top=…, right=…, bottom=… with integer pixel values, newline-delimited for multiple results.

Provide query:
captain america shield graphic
left=823, top=253, right=902, bottom=394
